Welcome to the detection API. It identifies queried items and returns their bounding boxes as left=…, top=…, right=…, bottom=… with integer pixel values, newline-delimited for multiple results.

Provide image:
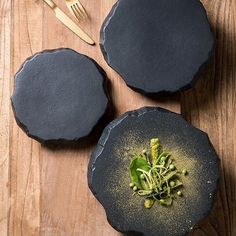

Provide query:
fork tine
left=76, top=2, right=87, bottom=17
left=75, top=3, right=86, bottom=18
left=71, top=5, right=82, bottom=21
left=74, top=4, right=84, bottom=19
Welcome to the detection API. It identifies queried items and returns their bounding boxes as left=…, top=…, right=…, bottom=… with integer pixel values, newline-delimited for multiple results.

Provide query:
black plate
left=11, top=48, right=108, bottom=144
left=88, top=107, right=220, bottom=236
left=100, top=0, right=214, bottom=95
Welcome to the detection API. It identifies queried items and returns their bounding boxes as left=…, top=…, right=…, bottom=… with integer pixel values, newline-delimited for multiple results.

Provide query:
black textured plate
left=88, top=107, right=220, bottom=236
left=100, top=0, right=214, bottom=95
left=11, top=48, right=108, bottom=144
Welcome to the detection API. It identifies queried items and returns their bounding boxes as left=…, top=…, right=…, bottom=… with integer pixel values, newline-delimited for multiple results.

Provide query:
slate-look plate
left=100, top=0, right=214, bottom=95
left=88, top=107, right=220, bottom=236
left=11, top=48, right=108, bottom=144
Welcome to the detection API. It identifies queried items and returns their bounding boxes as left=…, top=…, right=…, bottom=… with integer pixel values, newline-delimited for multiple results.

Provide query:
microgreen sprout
left=129, top=138, right=189, bottom=209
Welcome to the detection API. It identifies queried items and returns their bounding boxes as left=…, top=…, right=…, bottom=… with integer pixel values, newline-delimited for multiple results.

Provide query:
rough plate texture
left=88, top=107, right=220, bottom=236
left=11, top=48, right=108, bottom=144
left=100, top=0, right=214, bottom=95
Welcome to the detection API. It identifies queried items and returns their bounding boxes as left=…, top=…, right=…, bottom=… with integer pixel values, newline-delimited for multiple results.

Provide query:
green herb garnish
left=129, top=138, right=189, bottom=209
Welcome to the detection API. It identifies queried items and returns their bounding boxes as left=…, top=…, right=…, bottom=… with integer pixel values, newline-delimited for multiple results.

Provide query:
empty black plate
left=100, top=0, right=214, bottom=95
left=11, top=48, right=108, bottom=144
left=88, top=107, right=220, bottom=236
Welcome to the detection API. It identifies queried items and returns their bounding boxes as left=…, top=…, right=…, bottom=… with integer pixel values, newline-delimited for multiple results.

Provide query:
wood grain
left=10, top=0, right=42, bottom=235
left=0, top=0, right=235, bottom=235
left=0, top=0, right=11, bottom=235
left=182, top=0, right=236, bottom=235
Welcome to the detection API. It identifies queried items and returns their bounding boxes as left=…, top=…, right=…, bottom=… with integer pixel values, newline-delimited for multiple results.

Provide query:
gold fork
left=65, top=0, right=87, bottom=22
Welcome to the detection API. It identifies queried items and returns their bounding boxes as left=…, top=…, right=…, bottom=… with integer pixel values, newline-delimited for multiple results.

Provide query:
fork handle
left=43, top=0, right=56, bottom=9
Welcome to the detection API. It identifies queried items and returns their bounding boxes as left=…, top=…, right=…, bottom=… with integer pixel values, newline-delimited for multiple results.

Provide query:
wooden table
left=0, top=0, right=235, bottom=235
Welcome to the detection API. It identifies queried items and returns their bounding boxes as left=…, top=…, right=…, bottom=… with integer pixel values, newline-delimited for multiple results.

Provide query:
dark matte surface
left=11, top=48, right=108, bottom=144
left=100, top=0, right=214, bottom=95
left=88, top=107, right=220, bottom=236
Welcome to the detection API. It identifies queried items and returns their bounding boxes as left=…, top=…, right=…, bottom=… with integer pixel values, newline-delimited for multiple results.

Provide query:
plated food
left=100, top=0, right=214, bottom=95
left=129, top=138, right=189, bottom=209
left=88, top=107, right=220, bottom=236
left=11, top=48, right=108, bottom=144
